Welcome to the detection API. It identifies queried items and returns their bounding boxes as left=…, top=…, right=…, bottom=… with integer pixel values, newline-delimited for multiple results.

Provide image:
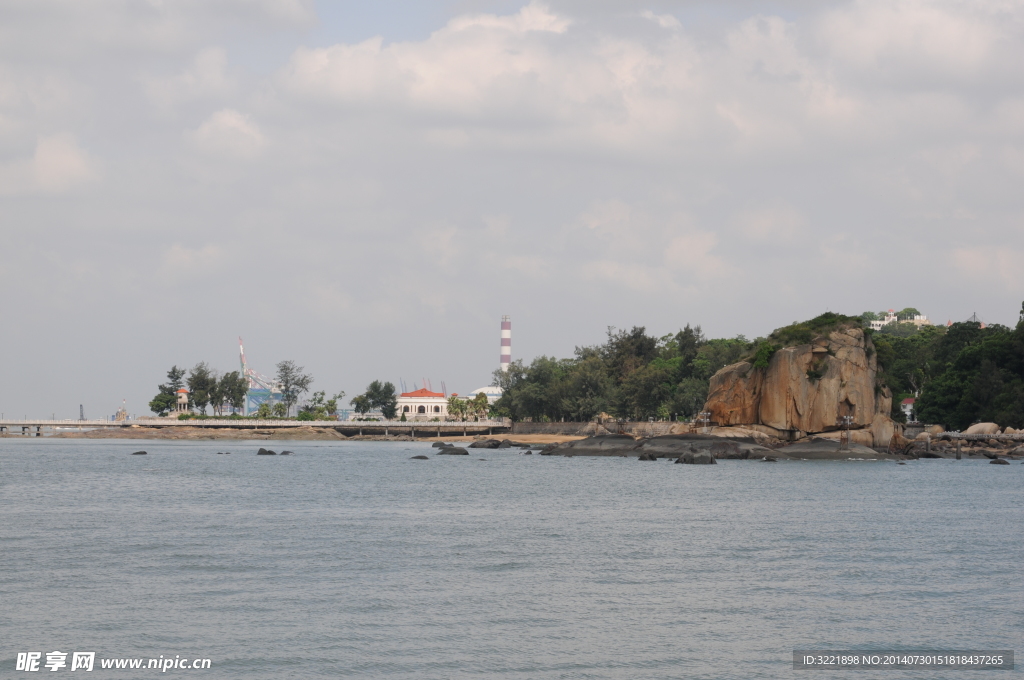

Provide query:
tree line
left=489, top=304, right=1024, bottom=430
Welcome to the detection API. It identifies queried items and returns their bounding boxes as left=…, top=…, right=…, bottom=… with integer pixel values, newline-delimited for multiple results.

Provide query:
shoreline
left=28, top=426, right=584, bottom=445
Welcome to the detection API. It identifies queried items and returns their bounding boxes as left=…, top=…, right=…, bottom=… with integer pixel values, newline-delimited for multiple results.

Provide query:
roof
left=176, top=389, right=189, bottom=393
left=399, top=388, right=446, bottom=398
left=901, top=398, right=916, bottom=405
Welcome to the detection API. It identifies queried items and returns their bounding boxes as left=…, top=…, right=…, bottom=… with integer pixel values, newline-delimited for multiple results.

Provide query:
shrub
left=752, top=341, right=778, bottom=369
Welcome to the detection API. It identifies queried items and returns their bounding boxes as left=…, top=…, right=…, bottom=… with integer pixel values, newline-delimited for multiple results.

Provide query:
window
left=417, top=406, right=425, bottom=414
left=403, top=406, right=410, bottom=413
left=434, top=406, right=440, bottom=413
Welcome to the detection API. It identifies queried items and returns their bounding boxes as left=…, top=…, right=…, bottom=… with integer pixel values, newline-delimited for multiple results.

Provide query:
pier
left=0, top=418, right=512, bottom=438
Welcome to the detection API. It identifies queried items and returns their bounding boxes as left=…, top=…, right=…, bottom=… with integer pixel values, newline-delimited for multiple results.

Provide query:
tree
left=325, top=391, right=345, bottom=416
left=255, top=402, right=273, bottom=418
left=272, top=402, right=287, bottom=417
left=362, top=381, right=398, bottom=419
left=187, top=362, right=216, bottom=415
left=470, top=392, right=490, bottom=420
left=220, top=371, right=248, bottom=414
left=447, top=395, right=467, bottom=420
left=276, top=360, right=313, bottom=417
left=896, top=307, right=922, bottom=321
left=350, top=394, right=372, bottom=415
left=149, top=365, right=186, bottom=416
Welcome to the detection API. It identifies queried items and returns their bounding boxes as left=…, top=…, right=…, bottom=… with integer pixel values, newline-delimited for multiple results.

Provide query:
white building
left=397, top=388, right=449, bottom=420
left=870, top=309, right=931, bottom=331
left=467, top=386, right=502, bottom=405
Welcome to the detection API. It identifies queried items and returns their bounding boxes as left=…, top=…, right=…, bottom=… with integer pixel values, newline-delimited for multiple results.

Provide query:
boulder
left=869, top=413, right=897, bottom=449
left=638, top=452, right=658, bottom=461
left=704, top=362, right=762, bottom=425
left=1004, top=427, right=1017, bottom=434
left=762, top=456, right=778, bottom=462
left=469, top=439, right=501, bottom=449
left=925, top=424, right=945, bottom=436
left=280, top=451, right=293, bottom=455
left=990, top=458, right=1010, bottom=465
left=257, top=448, right=276, bottom=455
left=710, top=440, right=747, bottom=459
left=410, top=455, right=429, bottom=460
left=552, top=435, right=641, bottom=457
left=674, top=450, right=717, bottom=464
left=437, top=447, right=469, bottom=455
left=497, top=440, right=513, bottom=449
left=964, top=422, right=1000, bottom=435
left=431, top=442, right=453, bottom=448
left=704, top=325, right=889, bottom=439
left=131, top=451, right=147, bottom=455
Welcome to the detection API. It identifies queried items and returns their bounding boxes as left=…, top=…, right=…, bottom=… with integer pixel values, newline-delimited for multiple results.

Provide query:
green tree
left=148, top=365, right=186, bottom=416
left=255, top=402, right=273, bottom=418
left=276, top=360, right=313, bottom=417
left=272, top=402, right=288, bottom=417
left=220, top=371, right=248, bottom=414
left=325, top=391, right=345, bottom=416
left=364, top=381, right=398, bottom=419
left=300, top=391, right=329, bottom=420
left=187, top=362, right=216, bottom=415
left=469, top=392, right=490, bottom=420
left=896, top=307, right=922, bottom=321
left=350, top=394, right=371, bottom=415
left=447, top=395, right=467, bottom=420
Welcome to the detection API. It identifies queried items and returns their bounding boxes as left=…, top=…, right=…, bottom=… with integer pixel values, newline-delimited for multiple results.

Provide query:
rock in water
left=131, top=451, right=147, bottom=455
left=469, top=439, right=501, bottom=449
left=280, top=451, right=293, bottom=455
left=437, top=448, right=469, bottom=455
left=431, top=442, right=452, bottom=448
left=762, top=456, right=778, bottom=462
left=990, top=458, right=1010, bottom=465
left=410, top=455, right=429, bottom=460
left=257, top=448, right=277, bottom=455
left=497, top=440, right=513, bottom=449
left=638, top=452, right=658, bottom=461
left=675, top=451, right=716, bottom=464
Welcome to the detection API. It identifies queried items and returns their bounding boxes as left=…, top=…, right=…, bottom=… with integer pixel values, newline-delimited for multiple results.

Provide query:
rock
left=703, top=324, right=899, bottom=447
left=552, top=435, right=642, bottom=457
left=982, top=452, right=999, bottom=459
left=898, top=461, right=907, bottom=465
left=280, top=451, right=293, bottom=455
left=710, top=440, right=748, bottom=459
left=1004, top=427, right=1017, bottom=434
left=762, top=456, right=778, bottom=462
left=437, top=447, right=469, bottom=455
left=638, top=452, right=658, bottom=461
left=522, top=451, right=532, bottom=455
left=410, top=455, right=429, bottom=460
left=257, top=448, right=276, bottom=455
left=497, top=440, right=513, bottom=449
left=964, top=422, right=1000, bottom=435
left=131, top=451, right=147, bottom=455
left=431, top=442, right=453, bottom=448
left=674, top=450, right=717, bottom=464
left=705, top=362, right=762, bottom=425
left=468, top=439, right=501, bottom=449
left=925, top=424, right=944, bottom=436
left=990, top=458, right=1010, bottom=465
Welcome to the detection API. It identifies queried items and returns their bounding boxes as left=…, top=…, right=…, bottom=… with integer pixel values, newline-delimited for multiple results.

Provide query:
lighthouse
left=500, top=315, right=511, bottom=372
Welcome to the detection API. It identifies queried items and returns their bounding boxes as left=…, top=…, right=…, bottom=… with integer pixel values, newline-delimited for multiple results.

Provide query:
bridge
left=0, top=418, right=512, bottom=437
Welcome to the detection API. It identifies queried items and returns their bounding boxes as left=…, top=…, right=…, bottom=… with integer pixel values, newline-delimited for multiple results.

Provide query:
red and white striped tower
left=500, top=315, right=511, bottom=372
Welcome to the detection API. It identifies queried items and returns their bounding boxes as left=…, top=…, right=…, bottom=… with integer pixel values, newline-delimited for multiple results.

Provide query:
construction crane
left=239, top=337, right=283, bottom=415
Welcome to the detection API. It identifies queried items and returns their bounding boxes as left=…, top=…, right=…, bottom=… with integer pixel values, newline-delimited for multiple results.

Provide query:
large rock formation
left=704, top=326, right=898, bottom=447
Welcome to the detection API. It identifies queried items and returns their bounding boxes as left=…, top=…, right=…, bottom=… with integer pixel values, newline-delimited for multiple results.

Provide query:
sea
left=1, top=439, right=1021, bottom=679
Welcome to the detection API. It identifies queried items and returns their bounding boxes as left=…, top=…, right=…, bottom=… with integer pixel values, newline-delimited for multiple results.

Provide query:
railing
left=0, top=418, right=510, bottom=428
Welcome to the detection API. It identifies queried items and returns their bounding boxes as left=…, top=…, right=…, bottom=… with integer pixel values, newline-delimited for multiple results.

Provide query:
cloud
left=187, top=108, right=264, bottom=159
left=145, top=47, right=232, bottom=109
left=0, top=133, right=96, bottom=194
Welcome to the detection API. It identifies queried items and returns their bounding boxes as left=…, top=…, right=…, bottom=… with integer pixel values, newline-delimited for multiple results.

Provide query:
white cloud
left=145, top=47, right=232, bottom=109
left=640, top=10, right=681, bottom=30
left=187, top=108, right=264, bottom=159
left=0, top=133, right=96, bottom=194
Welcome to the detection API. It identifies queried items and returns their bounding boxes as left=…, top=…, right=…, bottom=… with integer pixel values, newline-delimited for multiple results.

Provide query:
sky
left=2, top=0, right=1023, bottom=418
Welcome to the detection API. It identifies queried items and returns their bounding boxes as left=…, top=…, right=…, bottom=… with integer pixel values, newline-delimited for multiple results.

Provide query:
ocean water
left=1, top=438, right=1020, bottom=679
